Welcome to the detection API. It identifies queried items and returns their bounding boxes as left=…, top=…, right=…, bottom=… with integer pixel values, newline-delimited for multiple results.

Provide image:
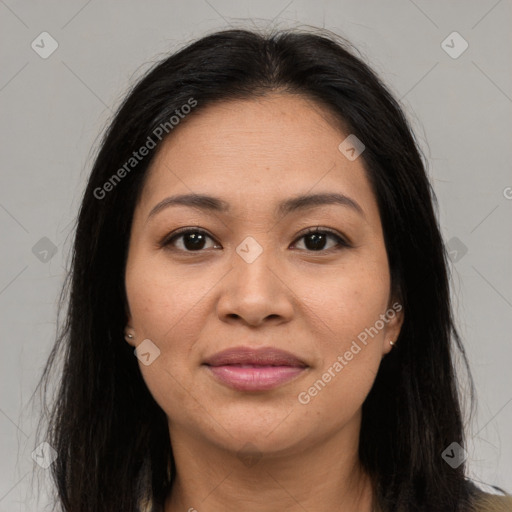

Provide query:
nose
left=216, top=246, right=295, bottom=328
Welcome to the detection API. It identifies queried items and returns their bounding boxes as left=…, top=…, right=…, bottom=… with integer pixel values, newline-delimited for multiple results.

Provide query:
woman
left=34, top=27, right=512, bottom=511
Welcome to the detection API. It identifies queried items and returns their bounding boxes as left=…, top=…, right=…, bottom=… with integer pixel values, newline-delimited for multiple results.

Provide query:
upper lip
left=203, top=346, right=308, bottom=367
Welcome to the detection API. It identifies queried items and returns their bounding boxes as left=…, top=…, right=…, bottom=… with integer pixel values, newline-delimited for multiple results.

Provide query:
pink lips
left=203, top=346, right=308, bottom=391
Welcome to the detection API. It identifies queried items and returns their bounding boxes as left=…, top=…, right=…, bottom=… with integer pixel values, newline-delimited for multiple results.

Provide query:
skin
left=124, top=93, right=404, bottom=512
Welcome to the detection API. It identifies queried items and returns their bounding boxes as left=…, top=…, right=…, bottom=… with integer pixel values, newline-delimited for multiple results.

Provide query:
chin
left=222, top=428, right=303, bottom=459
left=211, top=407, right=307, bottom=452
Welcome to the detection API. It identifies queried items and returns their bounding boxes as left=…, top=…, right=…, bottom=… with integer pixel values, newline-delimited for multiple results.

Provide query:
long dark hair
left=33, top=27, right=480, bottom=511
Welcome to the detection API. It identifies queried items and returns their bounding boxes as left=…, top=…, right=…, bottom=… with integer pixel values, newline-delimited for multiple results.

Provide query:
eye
left=291, top=227, right=350, bottom=252
left=160, top=226, right=350, bottom=253
left=160, top=228, right=220, bottom=252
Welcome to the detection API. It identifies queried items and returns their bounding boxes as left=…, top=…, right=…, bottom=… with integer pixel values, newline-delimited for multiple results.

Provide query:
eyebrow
left=146, top=192, right=365, bottom=221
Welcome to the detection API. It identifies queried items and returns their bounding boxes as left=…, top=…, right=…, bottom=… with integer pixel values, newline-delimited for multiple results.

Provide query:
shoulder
left=467, top=480, right=512, bottom=512
left=472, top=492, right=512, bottom=512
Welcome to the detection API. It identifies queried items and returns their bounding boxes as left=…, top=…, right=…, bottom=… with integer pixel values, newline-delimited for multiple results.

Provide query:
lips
left=203, top=346, right=307, bottom=367
left=203, top=346, right=308, bottom=391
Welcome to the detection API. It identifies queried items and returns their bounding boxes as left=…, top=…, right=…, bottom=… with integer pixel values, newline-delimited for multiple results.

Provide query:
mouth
left=202, top=346, right=308, bottom=391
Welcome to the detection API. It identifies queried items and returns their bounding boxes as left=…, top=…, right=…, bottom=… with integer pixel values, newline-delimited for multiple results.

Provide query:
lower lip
left=205, top=365, right=306, bottom=391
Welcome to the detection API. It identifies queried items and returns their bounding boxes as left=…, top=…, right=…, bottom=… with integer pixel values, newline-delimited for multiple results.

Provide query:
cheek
left=125, top=256, right=209, bottom=342
left=296, top=278, right=387, bottom=420
left=124, top=255, right=220, bottom=398
left=297, top=352, right=380, bottom=437
left=124, top=261, right=207, bottom=417
left=302, top=261, right=390, bottom=347
left=296, top=256, right=390, bottom=401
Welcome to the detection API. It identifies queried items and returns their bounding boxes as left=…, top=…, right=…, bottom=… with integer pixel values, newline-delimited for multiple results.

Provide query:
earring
left=124, top=329, right=135, bottom=342
left=389, top=340, right=395, bottom=347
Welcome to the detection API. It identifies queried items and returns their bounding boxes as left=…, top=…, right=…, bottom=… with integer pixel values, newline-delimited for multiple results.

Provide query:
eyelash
left=159, top=226, right=351, bottom=253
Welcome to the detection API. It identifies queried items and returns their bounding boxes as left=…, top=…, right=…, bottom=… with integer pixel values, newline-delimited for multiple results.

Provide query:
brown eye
left=162, top=229, right=219, bottom=252
left=160, top=227, right=349, bottom=254
left=292, top=228, right=349, bottom=252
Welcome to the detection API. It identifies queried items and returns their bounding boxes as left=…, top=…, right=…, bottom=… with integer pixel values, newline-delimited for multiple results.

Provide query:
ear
left=382, top=300, right=404, bottom=355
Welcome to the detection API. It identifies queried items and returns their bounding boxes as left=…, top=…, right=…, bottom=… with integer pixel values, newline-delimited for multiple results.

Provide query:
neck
left=164, top=415, right=375, bottom=512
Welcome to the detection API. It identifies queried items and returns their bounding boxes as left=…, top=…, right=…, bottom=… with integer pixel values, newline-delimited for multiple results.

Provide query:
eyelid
left=293, top=226, right=351, bottom=247
left=158, top=226, right=216, bottom=249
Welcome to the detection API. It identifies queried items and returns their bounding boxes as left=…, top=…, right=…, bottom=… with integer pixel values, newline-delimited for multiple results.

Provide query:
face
left=124, top=93, right=403, bottom=457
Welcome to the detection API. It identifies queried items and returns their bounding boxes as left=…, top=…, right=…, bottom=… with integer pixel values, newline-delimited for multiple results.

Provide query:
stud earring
left=389, top=340, right=395, bottom=347
left=124, top=329, right=135, bottom=342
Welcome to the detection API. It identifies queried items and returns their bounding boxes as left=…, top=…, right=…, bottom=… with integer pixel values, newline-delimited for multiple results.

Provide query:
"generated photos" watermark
left=298, top=301, right=402, bottom=405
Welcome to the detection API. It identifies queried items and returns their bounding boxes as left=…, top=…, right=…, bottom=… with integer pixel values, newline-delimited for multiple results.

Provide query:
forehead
left=148, top=93, right=346, bottom=168
left=137, top=93, right=378, bottom=222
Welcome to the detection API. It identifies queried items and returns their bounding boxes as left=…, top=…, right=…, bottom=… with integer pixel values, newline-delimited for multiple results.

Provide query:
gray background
left=1, top=0, right=511, bottom=509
